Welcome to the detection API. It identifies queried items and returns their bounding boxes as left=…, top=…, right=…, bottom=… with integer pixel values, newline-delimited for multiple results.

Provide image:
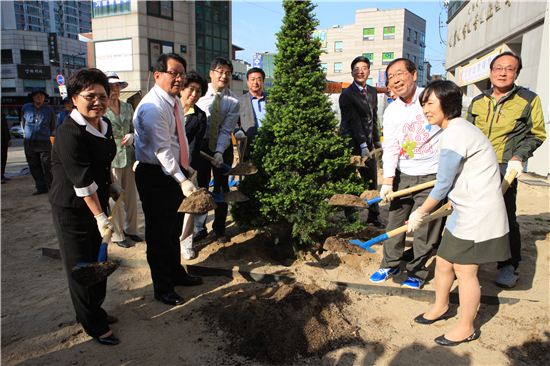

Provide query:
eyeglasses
left=78, top=94, right=109, bottom=102
left=163, top=70, right=185, bottom=79
left=213, top=69, right=232, bottom=77
left=387, top=70, right=407, bottom=81
left=491, top=66, right=517, bottom=74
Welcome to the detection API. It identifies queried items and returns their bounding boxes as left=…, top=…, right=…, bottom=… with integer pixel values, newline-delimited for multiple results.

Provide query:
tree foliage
left=232, top=0, right=363, bottom=246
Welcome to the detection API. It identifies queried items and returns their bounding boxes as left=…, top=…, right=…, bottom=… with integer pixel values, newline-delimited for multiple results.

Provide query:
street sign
left=59, top=85, right=68, bottom=99
left=56, top=74, right=65, bottom=86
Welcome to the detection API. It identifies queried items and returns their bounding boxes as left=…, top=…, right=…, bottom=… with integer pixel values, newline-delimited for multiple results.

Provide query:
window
left=414, top=31, right=419, bottom=44
left=382, top=52, right=394, bottom=65
left=334, top=62, right=343, bottom=73
left=320, top=63, right=327, bottom=73
left=334, top=41, right=343, bottom=52
left=147, top=1, right=173, bottom=20
left=362, top=52, right=374, bottom=64
left=363, top=27, right=375, bottom=41
left=2, top=49, right=13, bottom=64
left=149, top=39, right=174, bottom=70
left=20, top=50, right=43, bottom=65
left=407, top=27, right=412, bottom=41
left=383, top=26, right=396, bottom=40
left=413, top=55, right=417, bottom=63
left=23, top=79, right=46, bottom=93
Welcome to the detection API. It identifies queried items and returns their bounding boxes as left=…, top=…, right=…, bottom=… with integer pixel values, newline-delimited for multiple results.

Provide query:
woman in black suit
left=49, top=68, right=119, bottom=345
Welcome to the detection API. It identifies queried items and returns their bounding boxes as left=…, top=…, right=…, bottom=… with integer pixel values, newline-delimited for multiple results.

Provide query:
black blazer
left=338, top=83, right=380, bottom=154
left=49, top=116, right=116, bottom=210
left=185, top=105, right=207, bottom=169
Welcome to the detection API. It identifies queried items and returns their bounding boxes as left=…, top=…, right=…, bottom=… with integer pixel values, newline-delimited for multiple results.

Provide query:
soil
left=228, top=162, right=258, bottom=176
left=328, top=194, right=368, bottom=208
left=178, top=188, right=217, bottom=214
left=201, top=283, right=364, bottom=364
left=223, top=190, right=249, bottom=203
left=360, top=190, right=379, bottom=200
left=1, top=143, right=549, bottom=365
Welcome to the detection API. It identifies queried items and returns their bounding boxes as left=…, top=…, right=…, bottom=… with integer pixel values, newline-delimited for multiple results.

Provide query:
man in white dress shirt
left=194, top=57, right=240, bottom=243
left=133, top=53, right=202, bottom=306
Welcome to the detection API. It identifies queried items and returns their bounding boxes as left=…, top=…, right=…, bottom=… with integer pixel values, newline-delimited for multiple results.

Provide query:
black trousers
left=24, top=139, right=52, bottom=192
left=358, top=156, right=380, bottom=221
left=498, top=163, right=521, bottom=269
left=194, top=141, right=233, bottom=235
left=51, top=204, right=110, bottom=338
left=380, top=172, right=445, bottom=280
left=135, top=163, right=188, bottom=294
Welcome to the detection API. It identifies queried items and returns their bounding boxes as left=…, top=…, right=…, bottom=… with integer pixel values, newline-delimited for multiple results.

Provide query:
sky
left=232, top=0, right=449, bottom=75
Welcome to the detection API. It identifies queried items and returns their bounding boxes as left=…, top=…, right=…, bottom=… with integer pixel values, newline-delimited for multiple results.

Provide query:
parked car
left=9, top=125, right=23, bottom=138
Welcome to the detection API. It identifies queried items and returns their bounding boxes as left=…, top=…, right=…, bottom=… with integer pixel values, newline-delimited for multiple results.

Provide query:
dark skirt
left=437, top=229, right=511, bottom=264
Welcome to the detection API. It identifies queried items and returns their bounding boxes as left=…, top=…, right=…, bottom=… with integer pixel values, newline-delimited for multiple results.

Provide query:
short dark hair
left=246, top=67, right=265, bottom=80
left=351, top=56, right=370, bottom=70
left=419, top=80, right=463, bottom=120
left=154, top=53, right=187, bottom=73
left=490, top=51, right=522, bottom=75
left=182, top=71, right=208, bottom=97
left=210, top=57, right=233, bottom=72
left=67, top=68, right=110, bottom=98
left=385, top=57, right=416, bottom=78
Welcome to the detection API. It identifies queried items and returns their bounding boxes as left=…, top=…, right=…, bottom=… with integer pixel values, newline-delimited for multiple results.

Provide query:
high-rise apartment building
left=1, top=1, right=91, bottom=111
left=317, top=8, right=426, bottom=87
left=91, top=0, right=232, bottom=97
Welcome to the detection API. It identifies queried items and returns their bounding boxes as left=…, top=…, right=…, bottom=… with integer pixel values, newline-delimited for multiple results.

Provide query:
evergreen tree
left=232, top=0, right=363, bottom=246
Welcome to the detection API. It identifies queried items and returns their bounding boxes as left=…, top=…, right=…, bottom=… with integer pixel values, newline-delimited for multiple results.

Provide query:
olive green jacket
left=467, top=85, right=546, bottom=163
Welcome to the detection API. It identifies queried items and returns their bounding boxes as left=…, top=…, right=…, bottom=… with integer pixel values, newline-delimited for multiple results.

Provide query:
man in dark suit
left=236, top=67, right=267, bottom=160
left=339, top=55, right=384, bottom=228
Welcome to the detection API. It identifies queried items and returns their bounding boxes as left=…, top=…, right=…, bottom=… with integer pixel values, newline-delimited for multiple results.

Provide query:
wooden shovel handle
left=200, top=150, right=216, bottom=163
left=387, top=180, right=436, bottom=199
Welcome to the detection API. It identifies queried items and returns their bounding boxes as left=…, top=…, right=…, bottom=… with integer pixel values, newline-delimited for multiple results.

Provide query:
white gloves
left=180, top=179, right=197, bottom=197
left=360, top=146, right=372, bottom=160
left=234, top=130, right=246, bottom=140
left=506, top=160, right=523, bottom=178
left=379, top=184, right=394, bottom=203
left=109, top=182, right=124, bottom=200
left=407, top=209, right=429, bottom=233
left=212, top=152, right=224, bottom=168
left=121, top=133, right=134, bottom=146
left=94, top=212, right=114, bottom=238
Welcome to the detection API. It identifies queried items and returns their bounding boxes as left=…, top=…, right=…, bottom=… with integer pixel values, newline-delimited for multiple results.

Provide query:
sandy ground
left=1, top=140, right=549, bottom=366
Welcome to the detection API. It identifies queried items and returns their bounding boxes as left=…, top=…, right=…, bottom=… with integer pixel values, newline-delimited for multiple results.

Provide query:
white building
left=446, top=0, right=549, bottom=175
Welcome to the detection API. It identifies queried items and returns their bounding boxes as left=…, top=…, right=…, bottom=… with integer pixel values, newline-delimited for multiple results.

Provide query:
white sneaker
left=181, top=247, right=196, bottom=260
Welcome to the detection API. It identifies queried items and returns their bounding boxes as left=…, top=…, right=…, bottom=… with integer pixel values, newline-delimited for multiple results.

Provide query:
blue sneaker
left=369, top=267, right=400, bottom=283
left=402, top=276, right=424, bottom=289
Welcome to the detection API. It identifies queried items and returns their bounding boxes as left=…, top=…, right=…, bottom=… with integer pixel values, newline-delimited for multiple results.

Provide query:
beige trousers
left=110, top=165, right=139, bottom=242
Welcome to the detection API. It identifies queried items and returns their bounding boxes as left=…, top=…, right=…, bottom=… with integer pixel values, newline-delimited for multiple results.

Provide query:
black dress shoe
left=193, top=229, right=208, bottom=242
left=174, top=274, right=203, bottom=287
left=95, top=334, right=120, bottom=346
left=114, top=239, right=134, bottom=248
left=124, top=232, right=144, bottom=242
left=434, top=330, right=480, bottom=346
left=414, top=310, right=453, bottom=325
left=214, top=233, right=229, bottom=243
left=106, top=315, right=118, bottom=324
left=367, top=218, right=386, bottom=229
left=154, top=291, right=185, bottom=306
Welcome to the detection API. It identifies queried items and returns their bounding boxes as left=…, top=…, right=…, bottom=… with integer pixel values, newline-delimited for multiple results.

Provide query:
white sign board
left=95, top=39, right=133, bottom=72
left=59, top=85, right=68, bottom=98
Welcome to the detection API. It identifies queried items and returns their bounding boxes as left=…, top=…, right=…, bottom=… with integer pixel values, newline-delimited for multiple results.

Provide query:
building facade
left=445, top=0, right=549, bottom=175
left=316, top=8, right=426, bottom=86
left=1, top=0, right=91, bottom=114
left=91, top=0, right=232, bottom=96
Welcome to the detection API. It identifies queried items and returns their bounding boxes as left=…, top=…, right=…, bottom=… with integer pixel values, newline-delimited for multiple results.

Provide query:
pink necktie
left=174, top=103, right=190, bottom=169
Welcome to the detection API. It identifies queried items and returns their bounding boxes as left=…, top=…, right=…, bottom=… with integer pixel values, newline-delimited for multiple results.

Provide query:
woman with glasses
left=50, top=68, right=120, bottom=345
left=407, top=80, right=510, bottom=346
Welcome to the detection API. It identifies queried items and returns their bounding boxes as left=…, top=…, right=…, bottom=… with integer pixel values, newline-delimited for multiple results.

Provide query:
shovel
left=349, top=170, right=518, bottom=251
left=71, top=194, right=124, bottom=286
left=350, top=147, right=382, bottom=168
left=200, top=151, right=258, bottom=176
left=200, top=151, right=232, bottom=174
left=329, top=180, right=436, bottom=208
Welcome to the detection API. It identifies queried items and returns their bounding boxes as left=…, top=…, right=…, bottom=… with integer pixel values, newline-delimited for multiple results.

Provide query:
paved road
left=4, top=138, right=28, bottom=176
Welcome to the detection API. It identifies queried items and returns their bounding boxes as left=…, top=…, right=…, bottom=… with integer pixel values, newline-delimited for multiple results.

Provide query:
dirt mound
left=202, top=283, right=364, bottom=364
left=350, top=155, right=366, bottom=167
left=229, top=162, right=258, bottom=175
left=323, top=227, right=385, bottom=255
left=178, top=188, right=216, bottom=214
left=360, top=190, right=379, bottom=200
left=328, top=194, right=368, bottom=208
left=223, top=190, right=249, bottom=203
